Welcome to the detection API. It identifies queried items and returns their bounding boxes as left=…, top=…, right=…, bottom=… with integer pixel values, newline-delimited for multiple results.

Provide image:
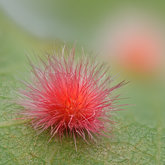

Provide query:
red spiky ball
left=19, top=48, right=125, bottom=142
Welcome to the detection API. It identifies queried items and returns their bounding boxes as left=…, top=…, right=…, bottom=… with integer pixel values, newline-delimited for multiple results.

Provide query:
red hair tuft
left=18, top=47, right=126, bottom=145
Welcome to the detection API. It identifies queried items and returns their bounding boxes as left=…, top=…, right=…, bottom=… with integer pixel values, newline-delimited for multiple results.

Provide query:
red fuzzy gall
left=18, top=47, right=125, bottom=144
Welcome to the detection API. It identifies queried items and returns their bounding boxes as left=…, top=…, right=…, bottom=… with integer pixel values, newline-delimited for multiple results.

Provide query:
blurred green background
left=0, top=0, right=165, bottom=164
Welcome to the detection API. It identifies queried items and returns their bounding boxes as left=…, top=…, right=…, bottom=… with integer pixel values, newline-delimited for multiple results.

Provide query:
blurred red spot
left=117, top=30, right=161, bottom=73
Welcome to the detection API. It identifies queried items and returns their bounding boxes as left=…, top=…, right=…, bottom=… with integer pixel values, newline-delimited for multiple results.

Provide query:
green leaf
left=0, top=10, right=165, bottom=165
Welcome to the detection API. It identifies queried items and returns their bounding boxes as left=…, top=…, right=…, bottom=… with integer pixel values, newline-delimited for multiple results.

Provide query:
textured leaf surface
left=0, top=10, right=165, bottom=165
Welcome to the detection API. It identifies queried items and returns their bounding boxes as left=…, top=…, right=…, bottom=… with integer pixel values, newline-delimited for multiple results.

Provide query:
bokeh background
left=0, top=0, right=165, bottom=164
